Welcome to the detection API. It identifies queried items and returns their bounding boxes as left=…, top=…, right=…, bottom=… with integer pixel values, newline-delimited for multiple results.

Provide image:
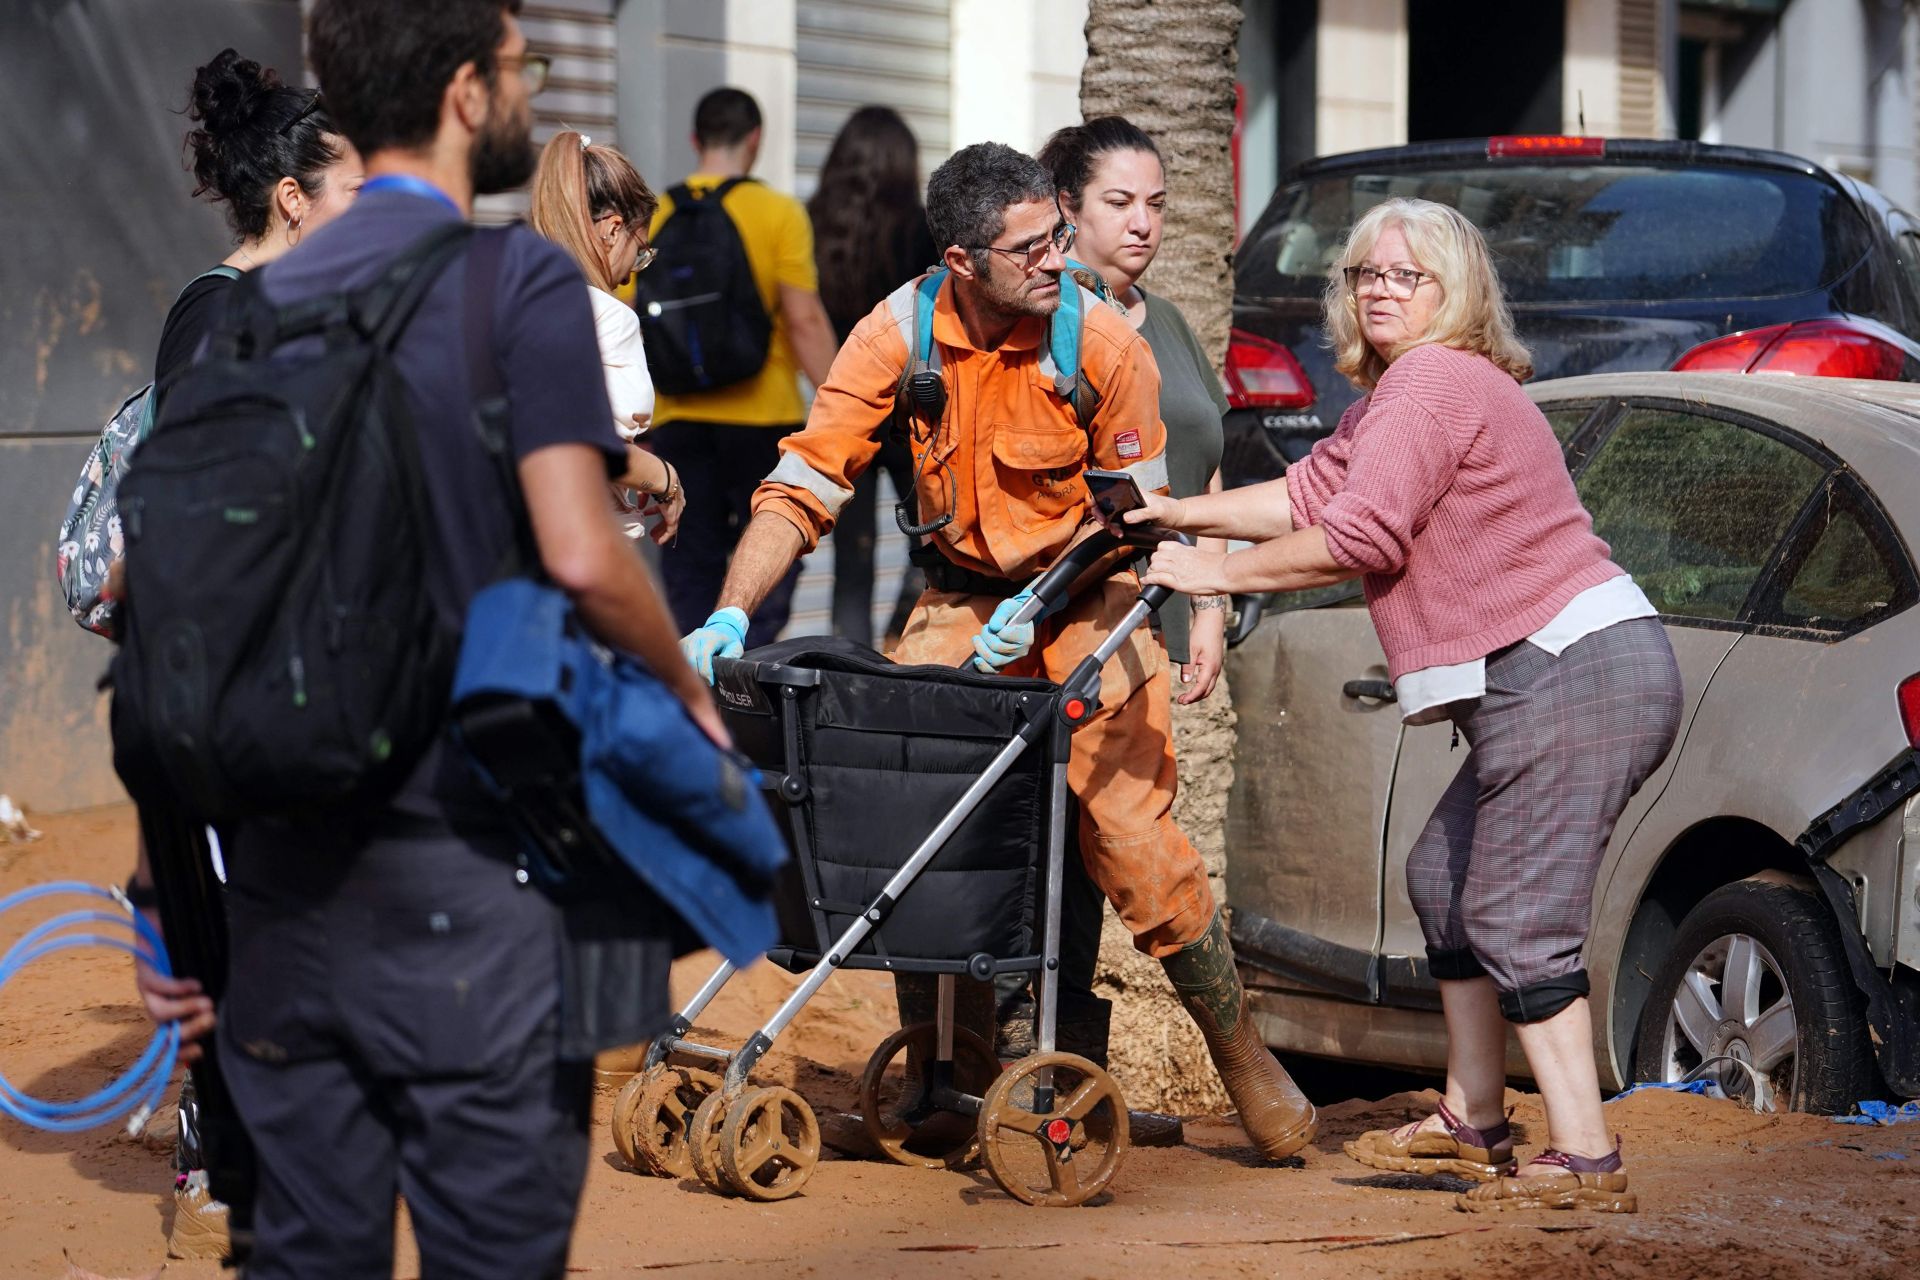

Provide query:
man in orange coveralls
left=679, top=142, right=1316, bottom=1159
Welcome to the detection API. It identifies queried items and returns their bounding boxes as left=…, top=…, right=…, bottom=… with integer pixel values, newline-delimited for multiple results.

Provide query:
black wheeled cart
left=614, top=528, right=1185, bottom=1205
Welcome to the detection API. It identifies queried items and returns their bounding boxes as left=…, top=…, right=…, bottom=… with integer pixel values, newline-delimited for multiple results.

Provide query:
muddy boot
left=886, top=974, right=997, bottom=1150
left=996, top=990, right=1185, bottom=1148
left=1161, top=908, right=1317, bottom=1160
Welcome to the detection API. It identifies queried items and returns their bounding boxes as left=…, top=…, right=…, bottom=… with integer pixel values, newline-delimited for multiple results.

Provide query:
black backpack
left=109, top=222, right=480, bottom=822
left=633, top=177, right=772, bottom=393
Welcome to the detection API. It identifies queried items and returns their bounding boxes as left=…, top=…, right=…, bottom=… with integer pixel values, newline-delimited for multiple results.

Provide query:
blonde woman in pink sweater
left=1128, top=197, right=1682, bottom=1214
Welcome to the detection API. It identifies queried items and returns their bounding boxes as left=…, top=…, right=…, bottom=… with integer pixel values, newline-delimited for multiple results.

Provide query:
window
left=1540, top=404, right=1593, bottom=446
left=1576, top=407, right=1826, bottom=621
left=1238, top=164, right=1874, bottom=306
left=1774, top=477, right=1913, bottom=632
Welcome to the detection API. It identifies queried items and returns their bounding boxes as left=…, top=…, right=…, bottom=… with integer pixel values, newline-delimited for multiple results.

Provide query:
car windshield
left=1239, top=163, right=1876, bottom=305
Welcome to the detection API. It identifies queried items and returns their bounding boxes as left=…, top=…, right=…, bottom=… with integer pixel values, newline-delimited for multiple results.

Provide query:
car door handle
left=1341, top=678, right=1396, bottom=703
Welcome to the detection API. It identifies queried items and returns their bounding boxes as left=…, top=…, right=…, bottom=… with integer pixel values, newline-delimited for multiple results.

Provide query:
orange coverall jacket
left=750, top=273, right=1214, bottom=956
left=750, top=272, right=1168, bottom=577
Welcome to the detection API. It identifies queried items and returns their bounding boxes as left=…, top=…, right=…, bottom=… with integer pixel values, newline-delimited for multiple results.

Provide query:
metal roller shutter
left=795, top=0, right=952, bottom=199
left=476, top=0, right=619, bottom=223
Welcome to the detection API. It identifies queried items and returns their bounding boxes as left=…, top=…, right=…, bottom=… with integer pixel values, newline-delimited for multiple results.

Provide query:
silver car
left=1225, top=371, right=1920, bottom=1113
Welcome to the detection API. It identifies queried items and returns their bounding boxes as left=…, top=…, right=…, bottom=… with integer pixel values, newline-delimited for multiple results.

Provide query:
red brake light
left=1225, top=328, right=1314, bottom=410
left=1900, top=674, right=1920, bottom=749
left=1487, top=135, right=1606, bottom=159
left=1672, top=320, right=1908, bottom=380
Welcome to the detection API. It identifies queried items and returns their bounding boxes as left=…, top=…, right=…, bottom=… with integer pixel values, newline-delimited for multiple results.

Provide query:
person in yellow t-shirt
left=647, top=87, right=839, bottom=644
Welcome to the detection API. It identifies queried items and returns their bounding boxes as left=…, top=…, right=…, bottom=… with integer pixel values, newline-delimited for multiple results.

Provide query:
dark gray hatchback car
left=1219, top=137, right=1920, bottom=497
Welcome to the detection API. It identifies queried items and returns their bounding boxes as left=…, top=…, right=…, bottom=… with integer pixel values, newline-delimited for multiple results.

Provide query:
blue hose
left=0, top=881, right=180, bottom=1133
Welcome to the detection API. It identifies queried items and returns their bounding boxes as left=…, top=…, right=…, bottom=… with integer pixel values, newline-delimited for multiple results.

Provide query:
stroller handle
left=1009, top=525, right=1194, bottom=627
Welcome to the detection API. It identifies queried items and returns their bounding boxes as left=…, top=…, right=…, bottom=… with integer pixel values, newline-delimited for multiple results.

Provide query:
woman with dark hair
left=126, top=46, right=360, bottom=1261
left=530, top=129, right=684, bottom=542
left=1039, top=116, right=1227, bottom=704
left=807, top=105, right=937, bottom=646
left=154, top=48, right=363, bottom=403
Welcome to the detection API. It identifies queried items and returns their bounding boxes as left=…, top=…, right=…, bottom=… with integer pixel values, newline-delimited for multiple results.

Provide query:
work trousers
left=650, top=420, right=804, bottom=647
left=218, top=823, right=590, bottom=1279
left=888, top=574, right=1214, bottom=956
left=1405, top=618, right=1682, bottom=1023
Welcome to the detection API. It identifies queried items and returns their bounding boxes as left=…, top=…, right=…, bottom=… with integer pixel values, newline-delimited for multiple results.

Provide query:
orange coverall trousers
left=886, top=572, right=1215, bottom=957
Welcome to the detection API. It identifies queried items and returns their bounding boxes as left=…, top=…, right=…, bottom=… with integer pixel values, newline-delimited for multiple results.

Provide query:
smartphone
left=1084, top=467, right=1146, bottom=522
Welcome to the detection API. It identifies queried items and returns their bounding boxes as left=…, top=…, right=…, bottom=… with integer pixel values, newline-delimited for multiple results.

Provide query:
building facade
left=1236, top=0, right=1920, bottom=233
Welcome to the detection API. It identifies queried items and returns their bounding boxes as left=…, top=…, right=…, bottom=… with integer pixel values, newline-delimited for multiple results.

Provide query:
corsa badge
left=1114, top=429, right=1143, bottom=460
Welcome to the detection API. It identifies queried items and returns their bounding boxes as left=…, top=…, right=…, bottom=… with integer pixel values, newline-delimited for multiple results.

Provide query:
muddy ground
left=4, top=805, right=1917, bottom=1280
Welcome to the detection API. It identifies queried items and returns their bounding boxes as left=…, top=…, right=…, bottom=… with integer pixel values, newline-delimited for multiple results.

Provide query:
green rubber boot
left=1161, top=908, right=1318, bottom=1159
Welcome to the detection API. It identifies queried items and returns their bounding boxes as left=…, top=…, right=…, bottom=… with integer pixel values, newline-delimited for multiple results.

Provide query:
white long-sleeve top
left=589, top=286, right=654, bottom=439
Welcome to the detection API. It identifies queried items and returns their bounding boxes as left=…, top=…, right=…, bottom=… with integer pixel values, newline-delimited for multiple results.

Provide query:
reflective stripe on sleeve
left=767, top=451, right=856, bottom=517
left=1121, top=454, right=1169, bottom=492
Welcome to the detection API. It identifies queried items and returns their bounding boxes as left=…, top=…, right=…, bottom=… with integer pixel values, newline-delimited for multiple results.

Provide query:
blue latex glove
left=971, top=587, right=1045, bottom=673
left=680, top=607, right=748, bottom=685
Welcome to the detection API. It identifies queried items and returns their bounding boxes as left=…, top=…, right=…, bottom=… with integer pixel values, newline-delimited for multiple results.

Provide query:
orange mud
left=3, top=806, right=1916, bottom=1279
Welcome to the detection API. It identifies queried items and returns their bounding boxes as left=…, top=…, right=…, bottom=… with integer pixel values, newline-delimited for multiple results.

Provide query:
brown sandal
left=1344, top=1098, right=1517, bottom=1182
left=1454, top=1140, right=1635, bottom=1213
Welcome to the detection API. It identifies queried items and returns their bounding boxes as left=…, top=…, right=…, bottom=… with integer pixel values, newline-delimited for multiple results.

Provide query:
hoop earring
left=288, top=213, right=304, bottom=246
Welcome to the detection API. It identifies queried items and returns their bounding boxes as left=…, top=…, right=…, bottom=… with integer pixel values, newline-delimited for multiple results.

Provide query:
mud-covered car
left=1226, top=371, right=1920, bottom=1113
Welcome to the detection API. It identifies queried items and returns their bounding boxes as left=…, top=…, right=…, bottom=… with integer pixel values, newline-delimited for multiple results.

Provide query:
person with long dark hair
left=807, top=106, right=936, bottom=646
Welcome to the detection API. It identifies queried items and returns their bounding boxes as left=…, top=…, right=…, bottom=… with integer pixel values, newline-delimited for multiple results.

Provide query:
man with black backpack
left=116, top=3, right=720, bottom=1274
left=639, top=86, right=840, bottom=647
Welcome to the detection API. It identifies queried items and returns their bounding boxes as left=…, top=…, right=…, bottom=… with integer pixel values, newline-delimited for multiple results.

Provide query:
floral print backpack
left=56, top=266, right=240, bottom=638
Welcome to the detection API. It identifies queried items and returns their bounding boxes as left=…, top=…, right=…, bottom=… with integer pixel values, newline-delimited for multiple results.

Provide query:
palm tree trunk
left=1081, top=0, right=1245, bottom=1118
left=1081, top=0, right=1243, bottom=370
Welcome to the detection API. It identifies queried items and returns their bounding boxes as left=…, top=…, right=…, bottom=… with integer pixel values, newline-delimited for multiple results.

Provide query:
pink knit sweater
left=1285, top=343, right=1620, bottom=681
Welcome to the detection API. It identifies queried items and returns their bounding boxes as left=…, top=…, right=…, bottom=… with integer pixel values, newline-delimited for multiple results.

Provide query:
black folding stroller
left=613, top=527, right=1183, bottom=1205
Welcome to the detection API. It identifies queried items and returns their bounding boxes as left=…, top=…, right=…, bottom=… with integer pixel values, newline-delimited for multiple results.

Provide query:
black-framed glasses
left=499, top=51, right=552, bottom=95
left=1344, top=265, right=1435, bottom=298
left=977, top=220, right=1076, bottom=271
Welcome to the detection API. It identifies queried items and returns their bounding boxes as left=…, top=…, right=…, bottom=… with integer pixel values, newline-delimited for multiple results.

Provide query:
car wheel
left=1632, top=877, right=1876, bottom=1114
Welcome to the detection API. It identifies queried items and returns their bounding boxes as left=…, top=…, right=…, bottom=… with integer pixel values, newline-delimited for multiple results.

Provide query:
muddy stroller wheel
left=610, top=1073, right=650, bottom=1170
left=687, top=1091, right=736, bottom=1194
left=718, top=1086, right=822, bottom=1202
left=978, top=1052, right=1128, bottom=1206
left=623, top=1064, right=723, bottom=1177
left=859, top=1022, right=999, bottom=1169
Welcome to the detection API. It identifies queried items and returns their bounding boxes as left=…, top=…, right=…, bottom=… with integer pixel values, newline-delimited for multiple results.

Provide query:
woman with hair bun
left=530, top=129, right=685, bottom=543
left=125, top=47, right=360, bottom=1261
left=155, top=47, right=362, bottom=402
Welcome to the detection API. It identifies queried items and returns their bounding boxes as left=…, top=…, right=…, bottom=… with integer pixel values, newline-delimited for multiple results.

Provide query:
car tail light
left=1672, top=320, right=1908, bottom=380
left=1486, top=135, right=1606, bottom=158
left=1225, top=329, right=1314, bottom=410
left=1900, top=674, right=1920, bottom=748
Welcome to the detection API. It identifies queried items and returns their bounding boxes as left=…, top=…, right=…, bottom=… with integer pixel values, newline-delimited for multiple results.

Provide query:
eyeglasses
left=977, top=220, right=1077, bottom=272
left=1344, top=265, right=1435, bottom=299
left=498, top=51, right=552, bottom=95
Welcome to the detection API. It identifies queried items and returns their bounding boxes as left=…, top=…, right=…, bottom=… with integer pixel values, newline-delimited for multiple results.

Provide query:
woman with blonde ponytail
left=531, top=130, right=684, bottom=542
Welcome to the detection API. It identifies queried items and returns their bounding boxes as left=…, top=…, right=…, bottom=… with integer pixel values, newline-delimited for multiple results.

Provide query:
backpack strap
left=1043, top=261, right=1110, bottom=432
left=462, top=226, right=541, bottom=575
